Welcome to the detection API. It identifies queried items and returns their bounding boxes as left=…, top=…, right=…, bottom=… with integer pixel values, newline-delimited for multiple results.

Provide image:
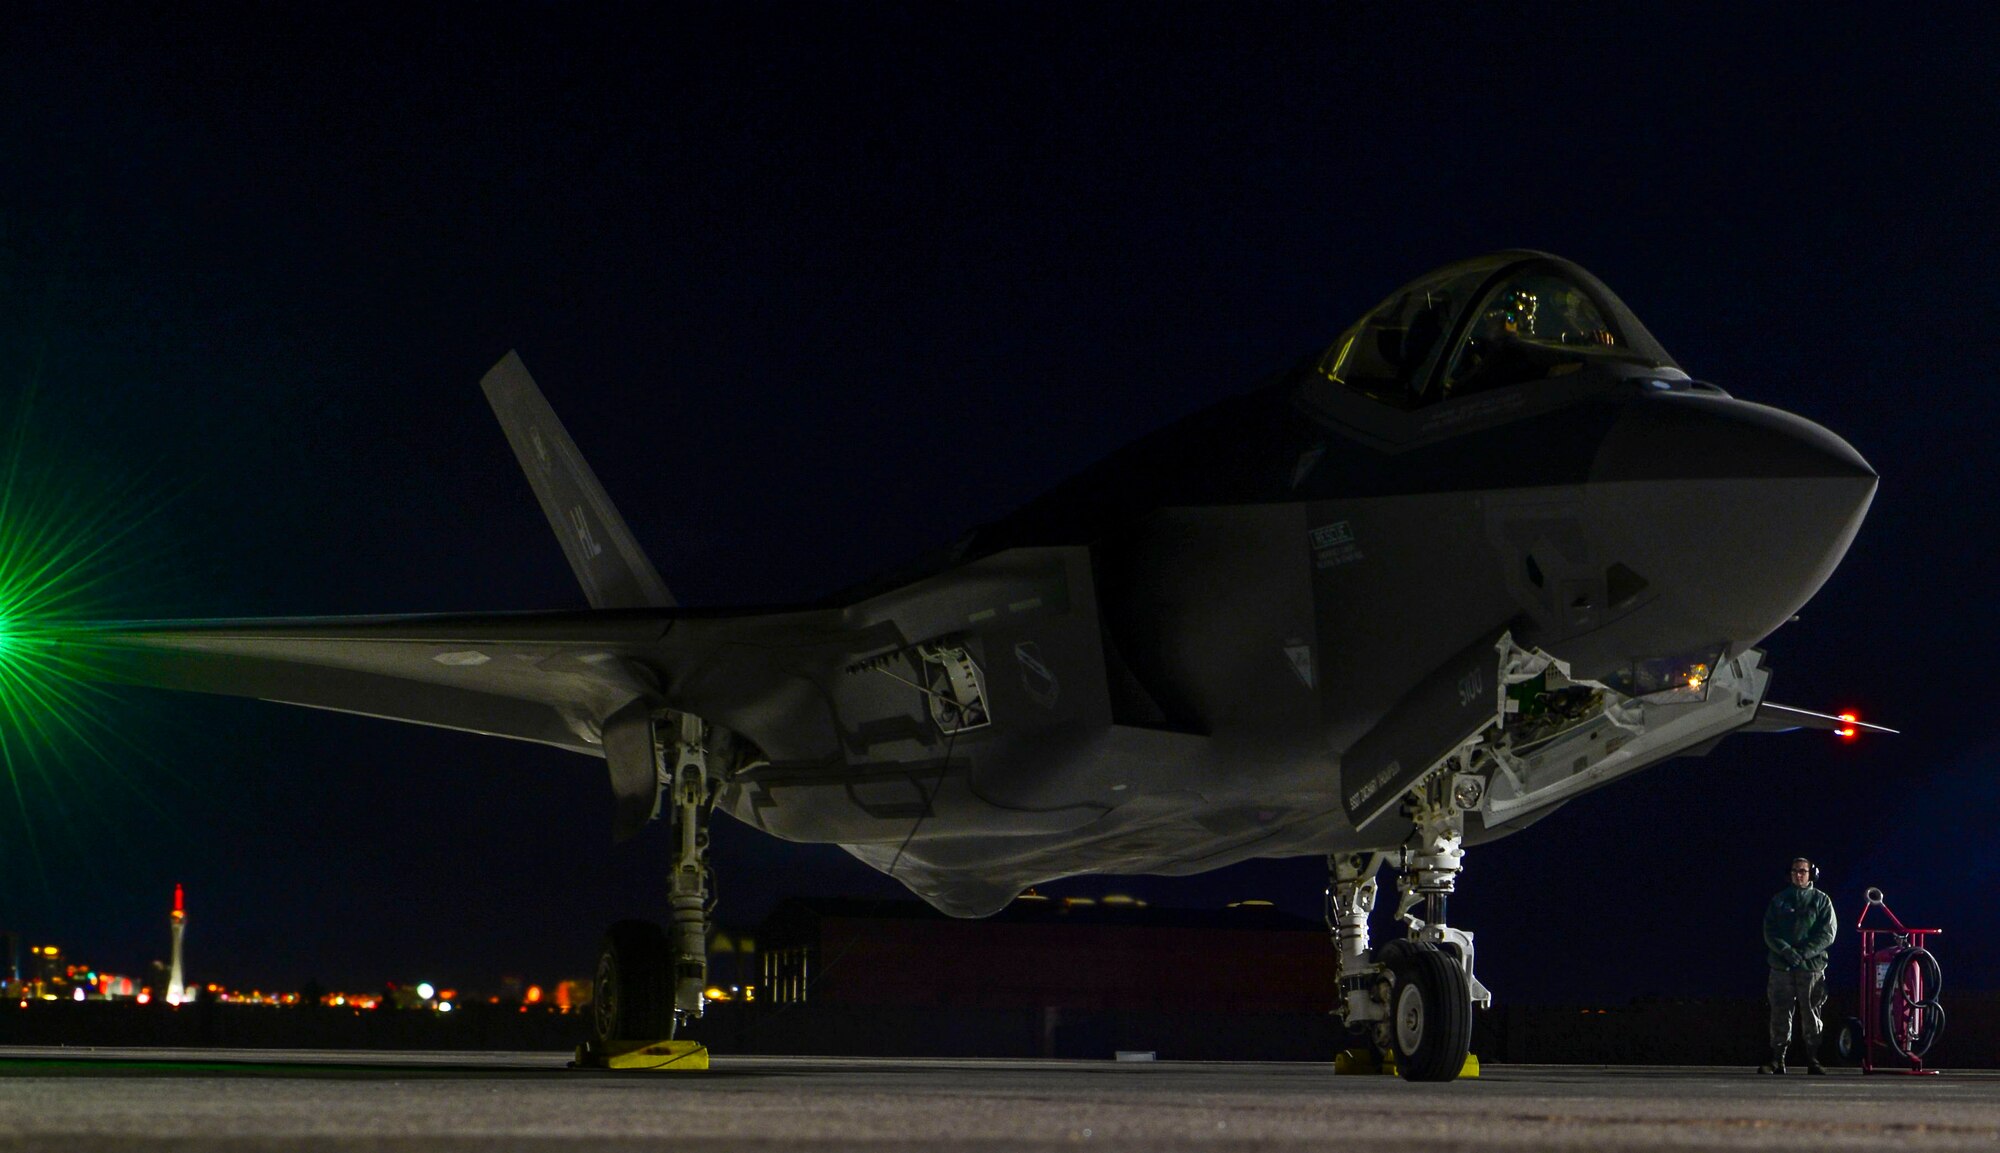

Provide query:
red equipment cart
left=1835, top=887, right=1944, bottom=1074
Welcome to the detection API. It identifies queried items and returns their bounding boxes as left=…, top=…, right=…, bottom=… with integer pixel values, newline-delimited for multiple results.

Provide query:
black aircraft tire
left=1381, top=940, right=1472, bottom=1083
left=594, top=919, right=674, bottom=1044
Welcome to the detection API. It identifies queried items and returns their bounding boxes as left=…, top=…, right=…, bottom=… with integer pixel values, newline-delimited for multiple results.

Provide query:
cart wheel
left=1880, top=947, right=1944, bottom=1062
left=1834, top=1017, right=1865, bottom=1064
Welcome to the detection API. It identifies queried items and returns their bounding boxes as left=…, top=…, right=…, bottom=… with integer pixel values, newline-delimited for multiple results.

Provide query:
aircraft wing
left=79, top=609, right=679, bottom=755
left=1741, top=702, right=1897, bottom=735
left=70, top=354, right=710, bottom=758
left=49, top=353, right=1085, bottom=845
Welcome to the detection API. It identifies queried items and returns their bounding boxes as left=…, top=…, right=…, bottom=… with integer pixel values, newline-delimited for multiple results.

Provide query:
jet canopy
left=1317, top=253, right=1678, bottom=410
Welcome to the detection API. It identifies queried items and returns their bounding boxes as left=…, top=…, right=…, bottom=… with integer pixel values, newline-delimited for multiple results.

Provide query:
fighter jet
left=73, top=251, right=1881, bottom=1079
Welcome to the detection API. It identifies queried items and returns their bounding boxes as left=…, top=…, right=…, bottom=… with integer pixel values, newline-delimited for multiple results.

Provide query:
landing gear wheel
left=593, top=919, right=673, bottom=1045
left=1381, top=940, right=1472, bottom=1082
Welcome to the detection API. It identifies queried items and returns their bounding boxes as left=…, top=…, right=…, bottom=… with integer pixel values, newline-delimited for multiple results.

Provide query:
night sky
left=1, top=4, right=1994, bottom=1006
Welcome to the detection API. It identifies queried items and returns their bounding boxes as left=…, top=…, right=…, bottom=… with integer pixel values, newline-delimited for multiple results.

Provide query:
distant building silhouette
left=755, top=895, right=1333, bottom=1012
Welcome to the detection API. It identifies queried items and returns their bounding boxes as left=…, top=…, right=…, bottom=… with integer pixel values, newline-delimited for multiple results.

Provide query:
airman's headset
left=1792, top=857, right=1819, bottom=883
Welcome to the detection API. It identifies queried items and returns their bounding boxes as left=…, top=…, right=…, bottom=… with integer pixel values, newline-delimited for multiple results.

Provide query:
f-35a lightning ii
left=83, top=251, right=1884, bottom=1079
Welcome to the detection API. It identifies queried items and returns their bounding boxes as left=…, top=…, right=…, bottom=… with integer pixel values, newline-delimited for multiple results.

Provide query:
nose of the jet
left=1591, top=395, right=1876, bottom=486
left=1580, top=395, right=1876, bottom=661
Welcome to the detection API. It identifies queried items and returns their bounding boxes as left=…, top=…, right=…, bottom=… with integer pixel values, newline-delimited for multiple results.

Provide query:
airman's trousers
left=1768, top=968, right=1827, bottom=1059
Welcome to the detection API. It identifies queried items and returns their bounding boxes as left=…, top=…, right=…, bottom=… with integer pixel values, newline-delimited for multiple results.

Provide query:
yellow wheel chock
left=1333, top=1047, right=1479, bottom=1078
left=573, top=1038, right=710, bottom=1070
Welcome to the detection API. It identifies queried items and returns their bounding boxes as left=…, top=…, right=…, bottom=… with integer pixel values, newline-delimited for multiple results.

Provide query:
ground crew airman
left=1761, top=857, right=1835, bottom=1074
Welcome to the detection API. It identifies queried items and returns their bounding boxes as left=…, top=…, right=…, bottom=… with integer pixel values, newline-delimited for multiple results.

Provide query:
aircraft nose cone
left=1591, top=395, right=1876, bottom=484
left=1578, top=397, right=1876, bottom=664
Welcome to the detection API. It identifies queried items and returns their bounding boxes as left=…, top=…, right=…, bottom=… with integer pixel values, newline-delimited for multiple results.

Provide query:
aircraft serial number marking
left=1457, top=667, right=1485, bottom=707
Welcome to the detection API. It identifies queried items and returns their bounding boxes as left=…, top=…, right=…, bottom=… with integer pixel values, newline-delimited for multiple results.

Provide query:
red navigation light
left=1835, top=712, right=1859, bottom=741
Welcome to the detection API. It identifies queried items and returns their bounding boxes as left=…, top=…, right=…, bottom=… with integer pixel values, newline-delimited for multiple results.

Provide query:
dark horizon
left=1, top=4, right=1994, bottom=1008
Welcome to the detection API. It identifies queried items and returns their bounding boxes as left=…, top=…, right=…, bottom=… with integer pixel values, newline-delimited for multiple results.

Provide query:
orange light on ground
left=525, top=985, right=543, bottom=1004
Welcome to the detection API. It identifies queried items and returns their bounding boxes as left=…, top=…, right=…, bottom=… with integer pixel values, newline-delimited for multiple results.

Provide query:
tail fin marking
left=480, top=351, right=675, bottom=610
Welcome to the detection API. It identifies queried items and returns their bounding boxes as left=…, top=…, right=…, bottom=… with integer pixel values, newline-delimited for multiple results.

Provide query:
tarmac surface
left=2, top=1047, right=1997, bottom=1152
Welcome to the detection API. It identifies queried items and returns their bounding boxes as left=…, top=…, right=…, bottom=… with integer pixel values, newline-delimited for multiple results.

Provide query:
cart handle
left=1857, top=887, right=1941, bottom=935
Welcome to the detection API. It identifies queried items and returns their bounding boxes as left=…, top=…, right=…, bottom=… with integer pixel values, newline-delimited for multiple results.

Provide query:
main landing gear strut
left=585, top=713, right=718, bottom=1065
left=1328, top=762, right=1492, bottom=1082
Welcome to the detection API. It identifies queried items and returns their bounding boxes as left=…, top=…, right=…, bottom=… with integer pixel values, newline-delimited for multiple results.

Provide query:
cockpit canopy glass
left=1315, top=267, right=1489, bottom=410
left=1439, top=271, right=1652, bottom=400
left=1317, top=257, right=1669, bottom=409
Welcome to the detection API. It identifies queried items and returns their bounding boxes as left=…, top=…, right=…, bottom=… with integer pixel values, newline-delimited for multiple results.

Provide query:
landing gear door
left=602, top=700, right=660, bottom=844
left=1340, top=632, right=1503, bottom=832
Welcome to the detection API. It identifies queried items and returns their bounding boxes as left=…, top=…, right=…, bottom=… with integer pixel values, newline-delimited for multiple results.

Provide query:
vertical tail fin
left=480, top=351, right=675, bottom=609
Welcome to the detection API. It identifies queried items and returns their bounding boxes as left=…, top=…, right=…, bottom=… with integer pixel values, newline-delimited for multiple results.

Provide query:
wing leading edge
left=82, top=609, right=676, bottom=755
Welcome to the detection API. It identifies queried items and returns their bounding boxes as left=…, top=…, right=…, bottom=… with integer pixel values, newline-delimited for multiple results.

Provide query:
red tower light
left=172, top=883, right=185, bottom=921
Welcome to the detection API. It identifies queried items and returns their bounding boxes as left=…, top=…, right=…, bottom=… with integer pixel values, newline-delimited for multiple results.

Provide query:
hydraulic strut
left=663, top=712, right=717, bottom=1024
left=1394, top=765, right=1491, bottom=1008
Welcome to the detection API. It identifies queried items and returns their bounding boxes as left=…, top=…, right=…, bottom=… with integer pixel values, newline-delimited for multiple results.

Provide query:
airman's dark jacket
left=1764, top=884, right=1836, bottom=971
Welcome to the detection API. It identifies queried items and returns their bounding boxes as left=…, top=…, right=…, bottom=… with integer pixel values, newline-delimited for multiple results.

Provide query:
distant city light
left=437, top=1000, right=453, bottom=1013
left=71, top=988, right=84, bottom=1001
left=524, top=985, right=543, bottom=1004
left=416, top=982, right=436, bottom=1000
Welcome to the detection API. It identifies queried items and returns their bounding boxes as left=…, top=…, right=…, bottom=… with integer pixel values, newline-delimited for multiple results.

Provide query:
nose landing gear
left=1328, top=762, right=1490, bottom=1082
